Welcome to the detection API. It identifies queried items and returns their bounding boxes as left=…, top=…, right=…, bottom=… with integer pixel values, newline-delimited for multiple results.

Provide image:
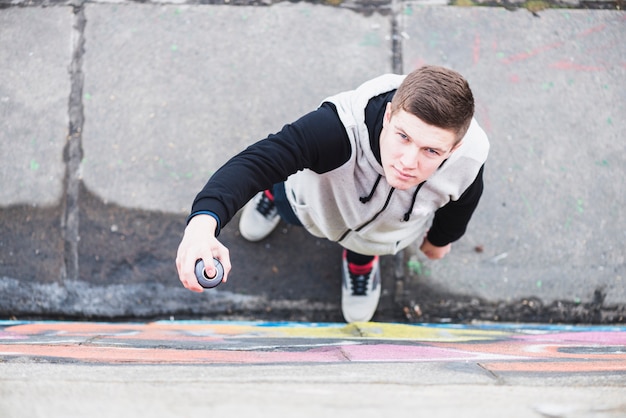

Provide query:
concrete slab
left=0, top=7, right=72, bottom=206
left=81, top=3, right=391, bottom=213
left=1, top=366, right=624, bottom=418
left=400, top=7, right=626, bottom=306
left=0, top=8, right=72, bottom=283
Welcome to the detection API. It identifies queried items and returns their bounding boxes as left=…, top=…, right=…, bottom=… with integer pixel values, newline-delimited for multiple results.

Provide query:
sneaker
left=239, top=190, right=281, bottom=242
left=341, top=250, right=381, bottom=323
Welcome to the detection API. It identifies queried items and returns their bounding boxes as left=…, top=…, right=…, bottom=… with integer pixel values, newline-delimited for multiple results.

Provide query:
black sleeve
left=190, top=102, right=351, bottom=232
left=426, top=165, right=485, bottom=247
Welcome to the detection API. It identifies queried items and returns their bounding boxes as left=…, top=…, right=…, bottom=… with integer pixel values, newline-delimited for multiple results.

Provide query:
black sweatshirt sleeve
left=426, top=165, right=485, bottom=247
left=190, top=102, right=351, bottom=234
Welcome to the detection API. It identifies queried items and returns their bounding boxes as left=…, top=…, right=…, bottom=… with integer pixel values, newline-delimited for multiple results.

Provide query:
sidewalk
left=1, top=2, right=625, bottom=323
left=1, top=320, right=625, bottom=417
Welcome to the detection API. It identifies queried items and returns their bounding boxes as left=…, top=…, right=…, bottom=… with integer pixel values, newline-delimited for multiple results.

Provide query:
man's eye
left=398, top=133, right=409, bottom=141
left=426, top=148, right=440, bottom=156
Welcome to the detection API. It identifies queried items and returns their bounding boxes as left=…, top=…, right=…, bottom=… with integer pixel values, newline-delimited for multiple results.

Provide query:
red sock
left=263, top=189, right=275, bottom=201
left=349, top=257, right=377, bottom=275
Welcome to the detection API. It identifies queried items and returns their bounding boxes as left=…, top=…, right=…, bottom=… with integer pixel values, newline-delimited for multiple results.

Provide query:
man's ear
left=383, top=102, right=392, bottom=127
left=450, top=139, right=464, bottom=153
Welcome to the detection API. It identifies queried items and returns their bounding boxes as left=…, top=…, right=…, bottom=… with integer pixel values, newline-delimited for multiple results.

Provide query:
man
left=176, top=65, right=489, bottom=323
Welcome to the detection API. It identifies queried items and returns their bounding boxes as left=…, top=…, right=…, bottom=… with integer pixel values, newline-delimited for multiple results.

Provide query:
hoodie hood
left=284, top=74, right=489, bottom=256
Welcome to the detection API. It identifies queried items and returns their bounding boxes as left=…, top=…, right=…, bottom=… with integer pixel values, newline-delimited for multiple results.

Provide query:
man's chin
left=388, top=177, right=421, bottom=190
left=384, top=167, right=424, bottom=190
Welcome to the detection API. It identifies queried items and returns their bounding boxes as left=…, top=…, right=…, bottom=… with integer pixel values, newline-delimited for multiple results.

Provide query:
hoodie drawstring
left=359, top=175, right=424, bottom=222
left=359, top=174, right=382, bottom=203
left=403, top=185, right=422, bottom=222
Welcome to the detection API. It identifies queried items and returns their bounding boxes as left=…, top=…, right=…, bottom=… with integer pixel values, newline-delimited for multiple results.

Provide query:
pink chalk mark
left=515, top=331, right=626, bottom=345
left=502, top=41, right=564, bottom=65
left=580, top=24, right=607, bottom=37
left=333, top=344, right=515, bottom=362
left=0, top=331, right=28, bottom=340
left=473, top=33, right=481, bottom=65
left=412, top=58, right=427, bottom=71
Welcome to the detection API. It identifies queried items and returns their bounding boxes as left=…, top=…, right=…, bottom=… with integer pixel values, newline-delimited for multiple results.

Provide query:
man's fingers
left=177, top=253, right=205, bottom=293
left=212, top=247, right=231, bottom=283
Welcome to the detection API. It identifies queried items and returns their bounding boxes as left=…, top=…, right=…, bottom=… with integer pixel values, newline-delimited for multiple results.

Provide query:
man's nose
left=399, top=146, right=419, bottom=169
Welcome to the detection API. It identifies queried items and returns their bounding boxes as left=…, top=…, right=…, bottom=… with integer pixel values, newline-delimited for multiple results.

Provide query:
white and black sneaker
left=239, top=190, right=281, bottom=242
left=341, top=250, right=381, bottom=323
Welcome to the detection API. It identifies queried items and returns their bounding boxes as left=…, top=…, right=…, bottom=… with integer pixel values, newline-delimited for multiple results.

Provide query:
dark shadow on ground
left=1, top=185, right=623, bottom=324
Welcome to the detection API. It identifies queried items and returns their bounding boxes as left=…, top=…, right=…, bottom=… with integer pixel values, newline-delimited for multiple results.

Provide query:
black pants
left=272, top=182, right=302, bottom=227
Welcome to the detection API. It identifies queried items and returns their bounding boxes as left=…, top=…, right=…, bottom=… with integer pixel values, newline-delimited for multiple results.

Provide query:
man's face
left=379, top=103, right=461, bottom=190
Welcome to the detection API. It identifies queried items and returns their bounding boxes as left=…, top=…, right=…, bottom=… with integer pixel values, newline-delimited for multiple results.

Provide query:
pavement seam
left=391, top=0, right=403, bottom=74
left=62, top=0, right=86, bottom=281
left=477, top=362, right=504, bottom=384
left=0, top=0, right=621, bottom=11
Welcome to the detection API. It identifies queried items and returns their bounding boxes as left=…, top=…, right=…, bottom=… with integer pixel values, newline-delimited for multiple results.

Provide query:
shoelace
left=255, top=192, right=277, bottom=219
left=348, top=262, right=374, bottom=296
left=349, top=272, right=370, bottom=296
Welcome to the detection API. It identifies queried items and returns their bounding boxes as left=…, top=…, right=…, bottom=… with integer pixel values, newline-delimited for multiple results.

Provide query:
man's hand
left=175, top=215, right=231, bottom=292
left=420, top=237, right=451, bottom=260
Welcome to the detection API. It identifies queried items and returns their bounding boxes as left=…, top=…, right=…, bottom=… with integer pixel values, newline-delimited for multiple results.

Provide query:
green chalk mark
left=428, top=32, right=441, bottom=48
left=407, top=259, right=422, bottom=275
left=521, top=194, right=534, bottom=216
left=30, top=159, right=40, bottom=171
left=360, top=32, right=381, bottom=47
left=576, top=199, right=584, bottom=214
left=564, top=216, right=572, bottom=229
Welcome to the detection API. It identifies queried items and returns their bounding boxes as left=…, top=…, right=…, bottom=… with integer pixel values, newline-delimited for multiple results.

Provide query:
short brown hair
left=390, top=65, right=474, bottom=143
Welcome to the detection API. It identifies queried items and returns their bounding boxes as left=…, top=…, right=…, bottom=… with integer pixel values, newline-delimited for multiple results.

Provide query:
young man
left=176, top=65, right=489, bottom=323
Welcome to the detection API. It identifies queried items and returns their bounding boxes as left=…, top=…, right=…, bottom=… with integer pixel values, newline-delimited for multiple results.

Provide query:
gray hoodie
left=284, top=74, right=490, bottom=256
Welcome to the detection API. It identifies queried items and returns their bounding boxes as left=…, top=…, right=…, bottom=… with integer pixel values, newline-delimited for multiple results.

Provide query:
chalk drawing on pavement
left=0, top=321, right=624, bottom=374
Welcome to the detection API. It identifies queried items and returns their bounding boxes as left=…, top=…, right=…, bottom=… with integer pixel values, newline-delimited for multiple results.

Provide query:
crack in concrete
left=390, top=0, right=403, bottom=75
left=477, top=362, right=503, bottom=384
left=62, top=1, right=86, bottom=281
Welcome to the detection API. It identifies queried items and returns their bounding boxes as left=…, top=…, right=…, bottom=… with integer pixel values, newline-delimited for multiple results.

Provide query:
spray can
left=194, top=258, right=224, bottom=289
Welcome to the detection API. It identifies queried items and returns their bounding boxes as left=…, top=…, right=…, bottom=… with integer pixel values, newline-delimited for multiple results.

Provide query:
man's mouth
left=393, top=166, right=414, bottom=180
